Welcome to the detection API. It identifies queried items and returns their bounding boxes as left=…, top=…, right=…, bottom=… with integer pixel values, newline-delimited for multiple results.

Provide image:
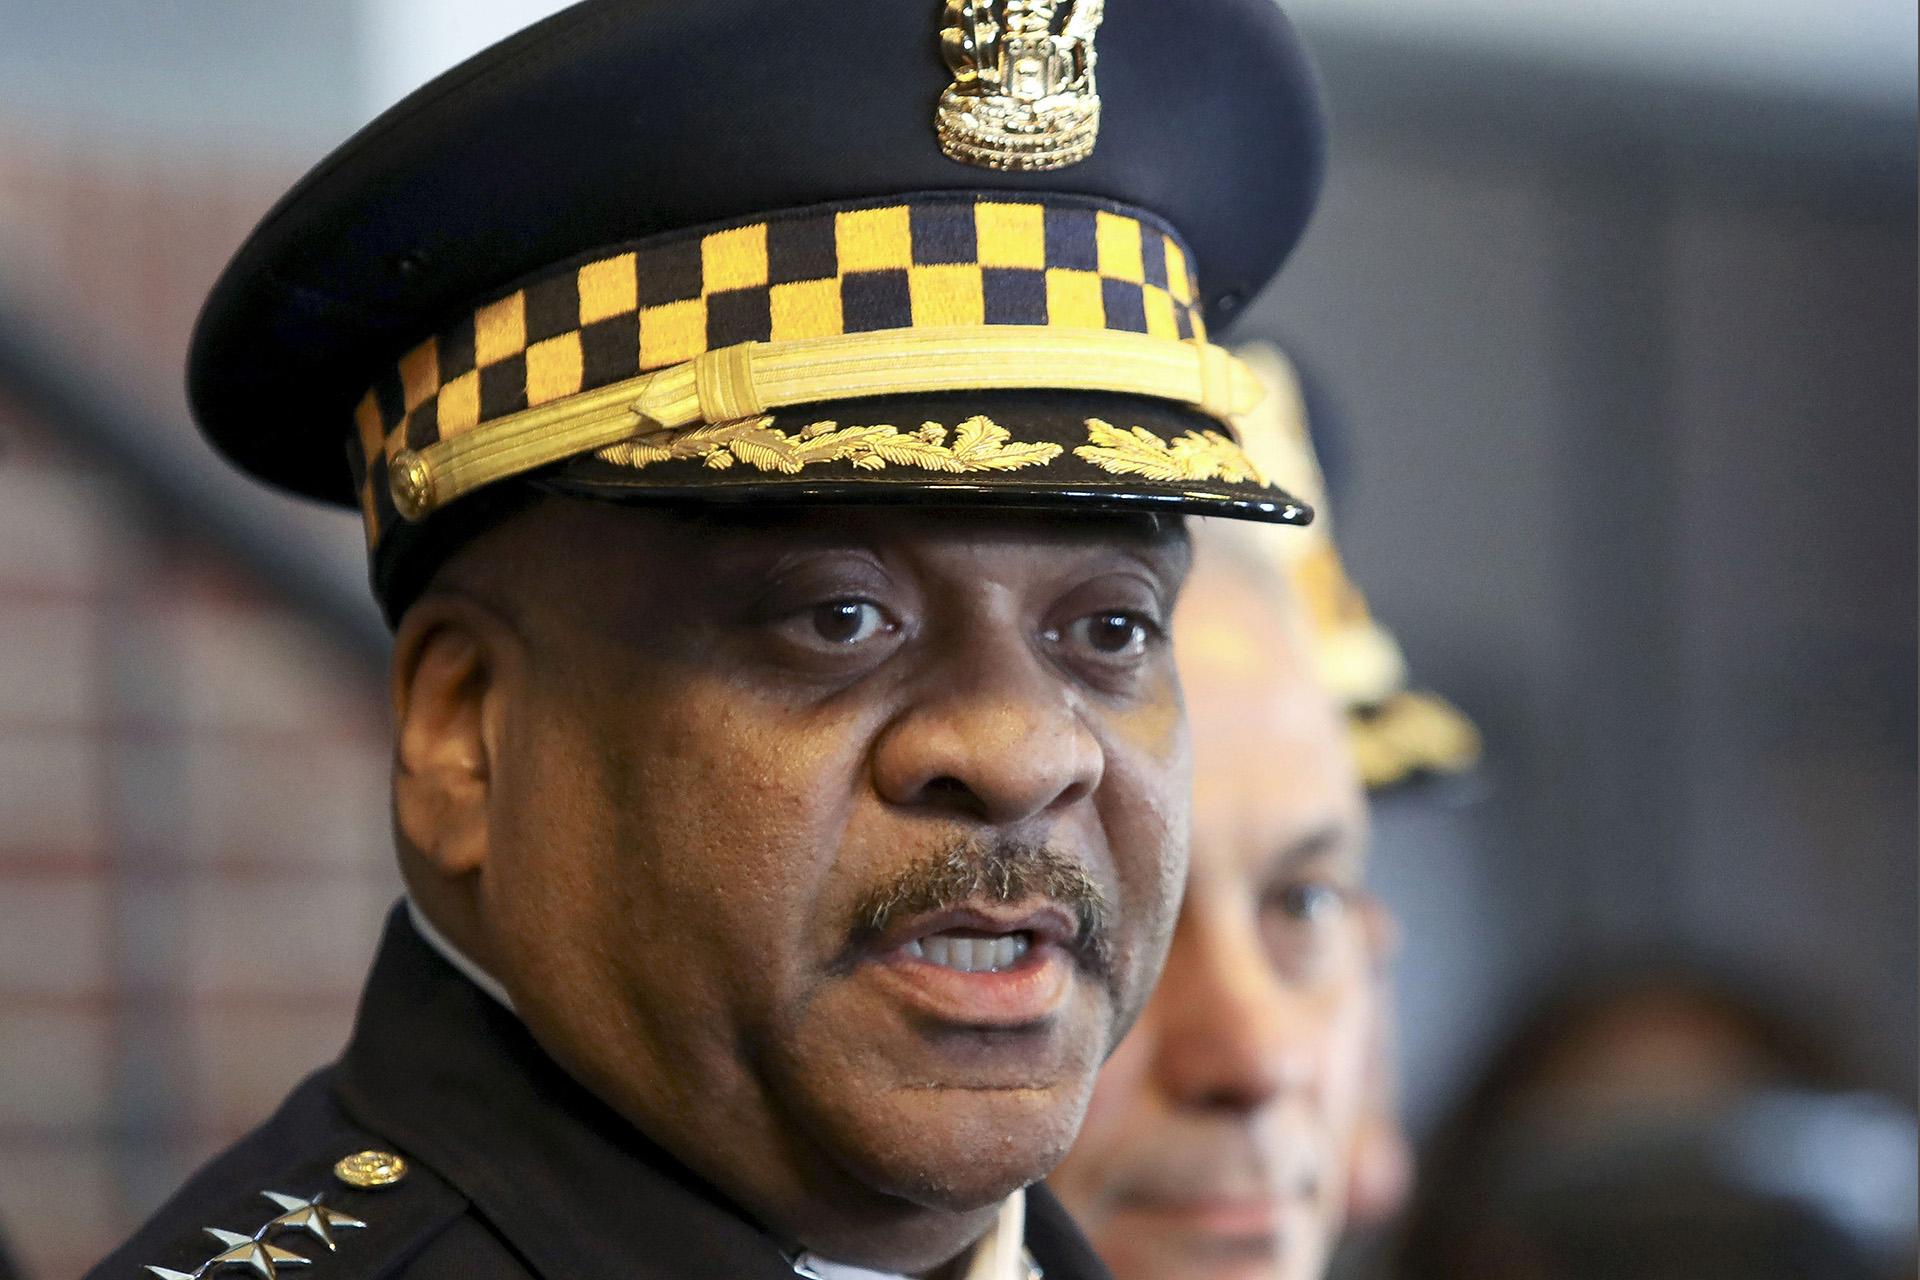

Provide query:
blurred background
left=0, top=2, right=1912, bottom=1276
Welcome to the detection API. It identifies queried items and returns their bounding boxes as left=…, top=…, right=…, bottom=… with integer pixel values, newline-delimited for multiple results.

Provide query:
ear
left=391, top=595, right=514, bottom=882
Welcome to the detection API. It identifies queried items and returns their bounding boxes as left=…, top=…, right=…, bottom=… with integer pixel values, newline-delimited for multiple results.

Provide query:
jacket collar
left=335, top=907, right=803, bottom=1280
left=333, top=907, right=1109, bottom=1280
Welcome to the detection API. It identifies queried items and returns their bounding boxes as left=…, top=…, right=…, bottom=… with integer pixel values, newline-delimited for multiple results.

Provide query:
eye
left=806, top=600, right=893, bottom=646
left=1058, top=610, right=1160, bottom=660
left=1273, top=881, right=1346, bottom=925
left=1260, top=879, right=1357, bottom=983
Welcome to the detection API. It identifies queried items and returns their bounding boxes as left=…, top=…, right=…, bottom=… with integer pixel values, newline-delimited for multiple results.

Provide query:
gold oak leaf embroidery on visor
left=1073, top=418, right=1269, bottom=485
left=596, top=415, right=1064, bottom=475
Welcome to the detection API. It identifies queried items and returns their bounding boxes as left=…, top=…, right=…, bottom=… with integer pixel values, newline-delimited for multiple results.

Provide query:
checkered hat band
left=354, top=194, right=1205, bottom=466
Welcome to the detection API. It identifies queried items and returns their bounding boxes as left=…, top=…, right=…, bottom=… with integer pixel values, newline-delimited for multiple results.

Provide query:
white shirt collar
left=404, top=897, right=1033, bottom=1280
left=405, top=894, right=517, bottom=1012
left=795, top=1191, right=1031, bottom=1280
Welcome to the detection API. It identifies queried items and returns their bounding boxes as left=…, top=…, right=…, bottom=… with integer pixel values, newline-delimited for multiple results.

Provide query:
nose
left=1153, top=906, right=1314, bottom=1112
left=871, top=629, right=1105, bottom=826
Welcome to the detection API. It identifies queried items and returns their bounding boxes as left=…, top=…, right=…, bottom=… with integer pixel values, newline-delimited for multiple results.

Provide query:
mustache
left=853, top=839, right=1114, bottom=977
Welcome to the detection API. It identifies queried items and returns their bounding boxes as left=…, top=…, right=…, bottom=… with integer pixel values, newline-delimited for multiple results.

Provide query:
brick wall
left=0, top=125, right=399, bottom=1279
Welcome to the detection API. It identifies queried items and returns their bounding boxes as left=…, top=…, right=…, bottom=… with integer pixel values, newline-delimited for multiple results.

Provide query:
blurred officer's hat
left=1229, top=342, right=1481, bottom=791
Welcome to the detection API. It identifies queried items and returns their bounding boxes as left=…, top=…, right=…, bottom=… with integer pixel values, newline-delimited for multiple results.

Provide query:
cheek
left=483, top=697, right=622, bottom=941
left=1094, top=700, right=1191, bottom=998
left=1112, top=665, right=1187, bottom=762
left=1316, top=981, right=1376, bottom=1125
left=609, top=682, right=876, bottom=941
left=490, top=673, right=878, bottom=1003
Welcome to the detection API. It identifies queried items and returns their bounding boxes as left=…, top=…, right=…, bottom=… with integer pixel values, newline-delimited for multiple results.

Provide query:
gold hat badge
left=937, top=0, right=1105, bottom=171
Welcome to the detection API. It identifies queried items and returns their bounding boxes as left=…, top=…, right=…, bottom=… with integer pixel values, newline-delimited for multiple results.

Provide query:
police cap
left=188, top=0, right=1329, bottom=616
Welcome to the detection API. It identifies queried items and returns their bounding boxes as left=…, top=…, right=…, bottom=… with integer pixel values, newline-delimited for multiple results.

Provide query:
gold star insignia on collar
left=260, top=1192, right=366, bottom=1251
left=198, top=1227, right=312, bottom=1278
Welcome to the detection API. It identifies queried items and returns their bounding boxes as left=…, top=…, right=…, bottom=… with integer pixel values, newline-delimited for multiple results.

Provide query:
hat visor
left=534, top=389, right=1311, bottom=525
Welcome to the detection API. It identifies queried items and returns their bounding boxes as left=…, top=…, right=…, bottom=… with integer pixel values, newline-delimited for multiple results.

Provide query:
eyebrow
left=1266, top=822, right=1360, bottom=877
left=1128, top=527, right=1194, bottom=583
left=694, top=515, right=1192, bottom=584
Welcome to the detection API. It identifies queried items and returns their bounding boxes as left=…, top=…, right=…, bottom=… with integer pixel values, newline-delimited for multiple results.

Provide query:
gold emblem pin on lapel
left=333, top=1149, right=408, bottom=1190
left=937, top=0, right=1105, bottom=171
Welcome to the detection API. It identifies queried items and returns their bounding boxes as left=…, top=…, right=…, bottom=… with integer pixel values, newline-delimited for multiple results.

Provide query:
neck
left=405, top=894, right=517, bottom=1011
left=797, top=1192, right=1024, bottom=1280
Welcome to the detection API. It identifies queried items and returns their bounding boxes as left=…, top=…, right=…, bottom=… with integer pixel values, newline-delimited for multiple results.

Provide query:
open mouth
left=903, top=930, right=1033, bottom=973
left=859, top=901, right=1083, bottom=1027
left=880, top=901, right=1078, bottom=968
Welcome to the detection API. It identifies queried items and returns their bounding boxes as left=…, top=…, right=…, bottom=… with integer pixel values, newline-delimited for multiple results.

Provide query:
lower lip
left=864, top=940, right=1076, bottom=1027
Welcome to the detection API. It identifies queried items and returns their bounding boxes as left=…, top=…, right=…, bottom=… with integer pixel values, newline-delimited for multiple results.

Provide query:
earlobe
left=392, top=600, right=504, bottom=880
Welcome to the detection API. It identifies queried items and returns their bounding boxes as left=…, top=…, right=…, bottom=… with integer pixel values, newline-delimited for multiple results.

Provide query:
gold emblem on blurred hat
left=333, top=1149, right=408, bottom=1189
left=1227, top=342, right=1483, bottom=791
left=937, top=0, right=1105, bottom=171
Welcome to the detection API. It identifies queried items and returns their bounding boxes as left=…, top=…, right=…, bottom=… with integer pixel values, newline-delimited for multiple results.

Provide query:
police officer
left=88, top=1, right=1327, bottom=1275
left=1051, top=345, right=1478, bottom=1280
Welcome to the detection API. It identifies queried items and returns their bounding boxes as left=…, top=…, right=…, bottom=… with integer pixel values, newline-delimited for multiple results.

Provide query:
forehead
left=1176, top=549, right=1365, bottom=873
left=514, top=497, right=1192, bottom=572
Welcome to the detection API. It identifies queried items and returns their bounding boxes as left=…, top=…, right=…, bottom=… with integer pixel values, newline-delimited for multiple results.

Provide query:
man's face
left=427, top=500, right=1192, bottom=1265
left=1050, top=551, right=1377, bottom=1280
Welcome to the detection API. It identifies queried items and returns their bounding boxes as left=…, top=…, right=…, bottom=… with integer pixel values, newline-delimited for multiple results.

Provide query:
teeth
left=906, top=931, right=1031, bottom=973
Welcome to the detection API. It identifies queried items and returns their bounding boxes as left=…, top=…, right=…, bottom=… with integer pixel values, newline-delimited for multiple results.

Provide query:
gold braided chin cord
left=386, top=326, right=1264, bottom=520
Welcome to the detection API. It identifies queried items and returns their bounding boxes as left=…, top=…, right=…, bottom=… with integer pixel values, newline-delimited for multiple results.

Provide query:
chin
left=769, top=958, right=1116, bottom=1206
left=810, top=1072, right=1092, bottom=1212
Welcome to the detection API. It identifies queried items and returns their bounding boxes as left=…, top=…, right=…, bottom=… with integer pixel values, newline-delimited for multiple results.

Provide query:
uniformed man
left=87, top=1, right=1329, bottom=1276
left=1050, top=345, right=1478, bottom=1280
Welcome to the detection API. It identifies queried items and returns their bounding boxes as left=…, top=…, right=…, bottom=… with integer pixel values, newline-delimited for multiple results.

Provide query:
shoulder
left=84, top=1069, right=516, bottom=1279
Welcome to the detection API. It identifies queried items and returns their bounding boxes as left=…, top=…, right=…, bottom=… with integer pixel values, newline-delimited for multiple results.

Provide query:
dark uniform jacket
left=89, top=909, right=1112, bottom=1279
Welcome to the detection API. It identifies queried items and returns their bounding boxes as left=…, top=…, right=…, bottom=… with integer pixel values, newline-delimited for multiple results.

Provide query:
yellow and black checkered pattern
left=352, top=194, right=1203, bottom=508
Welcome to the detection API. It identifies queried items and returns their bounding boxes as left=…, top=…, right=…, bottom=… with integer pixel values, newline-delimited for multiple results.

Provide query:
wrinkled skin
left=392, top=499, right=1194, bottom=1274
left=1051, top=547, right=1398, bottom=1280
